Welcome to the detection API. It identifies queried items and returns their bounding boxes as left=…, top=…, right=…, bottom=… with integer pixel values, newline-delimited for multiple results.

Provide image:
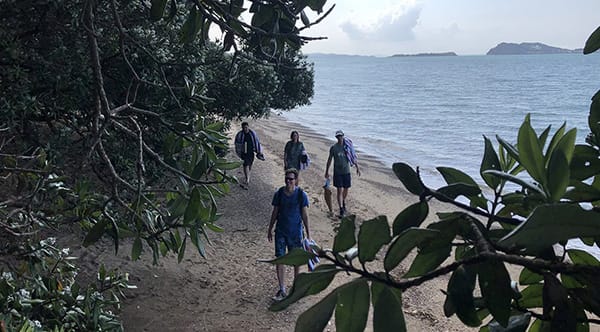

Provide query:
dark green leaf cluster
left=0, top=239, right=132, bottom=331
left=1, top=0, right=328, bottom=328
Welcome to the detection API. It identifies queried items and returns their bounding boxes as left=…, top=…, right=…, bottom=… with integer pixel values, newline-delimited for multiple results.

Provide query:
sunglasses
left=285, top=177, right=296, bottom=181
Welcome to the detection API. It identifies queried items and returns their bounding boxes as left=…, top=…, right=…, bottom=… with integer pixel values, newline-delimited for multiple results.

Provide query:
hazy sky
left=299, top=0, right=600, bottom=56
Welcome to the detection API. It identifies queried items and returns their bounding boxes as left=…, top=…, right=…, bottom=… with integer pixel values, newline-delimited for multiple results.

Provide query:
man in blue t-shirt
left=267, top=168, right=310, bottom=301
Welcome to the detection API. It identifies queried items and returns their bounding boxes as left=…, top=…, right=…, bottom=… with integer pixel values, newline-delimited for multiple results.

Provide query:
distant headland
left=487, top=42, right=583, bottom=55
left=391, top=52, right=457, bottom=57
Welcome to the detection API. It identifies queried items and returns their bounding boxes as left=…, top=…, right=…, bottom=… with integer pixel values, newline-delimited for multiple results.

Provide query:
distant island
left=391, top=52, right=457, bottom=57
left=487, top=42, right=583, bottom=55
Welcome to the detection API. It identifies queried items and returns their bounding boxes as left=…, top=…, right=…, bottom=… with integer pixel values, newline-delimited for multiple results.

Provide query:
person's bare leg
left=336, top=187, right=343, bottom=211
left=247, top=164, right=252, bottom=184
left=243, top=165, right=251, bottom=185
left=276, top=264, right=285, bottom=292
left=342, top=187, right=349, bottom=209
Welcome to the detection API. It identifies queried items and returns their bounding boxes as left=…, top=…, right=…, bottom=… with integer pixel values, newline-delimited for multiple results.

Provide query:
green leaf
left=83, top=218, right=109, bottom=246
left=499, top=204, right=600, bottom=254
left=517, top=114, right=546, bottom=184
left=519, top=267, right=543, bottom=285
left=588, top=90, right=600, bottom=139
left=384, top=228, right=440, bottom=272
left=150, top=0, right=168, bottom=21
left=261, top=248, right=313, bottom=266
left=538, top=125, right=552, bottom=151
left=167, top=195, right=188, bottom=218
left=358, top=216, right=391, bottom=263
left=497, top=136, right=520, bottom=163
left=437, top=167, right=479, bottom=187
left=372, top=283, right=406, bottom=332
left=517, top=284, right=543, bottom=308
left=333, top=215, right=356, bottom=253
left=546, top=150, right=569, bottom=202
left=177, top=235, right=187, bottom=263
left=132, top=237, right=142, bottom=261
left=214, top=159, right=242, bottom=170
left=481, top=135, right=502, bottom=189
left=189, top=225, right=206, bottom=258
left=180, top=7, right=203, bottom=44
left=553, top=127, right=577, bottom=163
left=335, top=280, right=370, bottom=332
left=306, top=0, right=327, bottom=13
left=544, top=123, right=566, bottom=165
left=251, top=5, right=274, bottom=28
left=204, top=222, right=224, bottom=232
left=446, top=266, right=481, bottom=327
left=184, top=187, right=202, bottom=224
left=392, top=163, right=423, bottom=195
left=584, top=26, right=600, bottom=54
left=437, top=183, right=482, bottom=200
left=294, top=289, right=337, bottom=332
left=563, top=182, right=600, bottom=202
left=482, top=170, right=544, bottom=195
left=571, top=287, right=600, bottom=317
left=568, top=249, right=600, bottom=266
left=570, top=145, right=600, bottom=181
left=270, top=266, right=340, bottom=311
left=392, top=201, right=429, bottom=236
left=478, top=261, right=511, bottom=327
left=403, top=244, right=451, bottom=278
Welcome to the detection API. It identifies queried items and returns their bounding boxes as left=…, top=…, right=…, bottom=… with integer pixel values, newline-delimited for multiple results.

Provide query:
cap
left=335, top=130, right=344, bottom=137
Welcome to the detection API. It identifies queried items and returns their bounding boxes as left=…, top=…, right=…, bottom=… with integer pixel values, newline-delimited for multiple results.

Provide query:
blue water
left=284, top=53, right=600, bottom=189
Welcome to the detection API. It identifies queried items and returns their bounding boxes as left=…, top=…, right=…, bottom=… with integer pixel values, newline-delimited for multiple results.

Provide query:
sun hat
left=335, top=130, right=344, bottom=137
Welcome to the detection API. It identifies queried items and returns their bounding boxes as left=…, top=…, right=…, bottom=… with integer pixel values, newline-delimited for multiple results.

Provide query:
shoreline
left=278, top=110, right=458, bottom=190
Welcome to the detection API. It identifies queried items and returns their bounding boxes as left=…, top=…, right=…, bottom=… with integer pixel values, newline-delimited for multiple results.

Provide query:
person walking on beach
left=284, top=131, right=309, bottom=177
left=267, top=168, right=311, bottom=301
left=324, top=130, right=360, bottom=218
left=234, top=122, right=263, bottom=189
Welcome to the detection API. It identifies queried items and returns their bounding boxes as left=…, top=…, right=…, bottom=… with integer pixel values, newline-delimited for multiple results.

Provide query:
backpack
left=275, top=186, right=305, bottom=211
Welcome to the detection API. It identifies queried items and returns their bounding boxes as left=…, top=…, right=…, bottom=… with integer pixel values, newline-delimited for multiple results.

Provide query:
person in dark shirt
left=234, top=122, right=263, bottom=189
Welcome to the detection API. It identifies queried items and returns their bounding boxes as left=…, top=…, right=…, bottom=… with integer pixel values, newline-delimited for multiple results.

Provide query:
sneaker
left=338, top=208, right=345, bottom=219
left=272, top=289, right=287, bottom=301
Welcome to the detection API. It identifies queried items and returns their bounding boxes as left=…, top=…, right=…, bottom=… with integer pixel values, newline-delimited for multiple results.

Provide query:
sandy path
left=100, top=115, right=474, bottom=331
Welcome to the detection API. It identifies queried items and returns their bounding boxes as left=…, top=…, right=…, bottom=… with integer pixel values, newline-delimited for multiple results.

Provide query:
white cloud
left=340, top=5, right=422, bottom=42
left=300, top=0, right=600, bottom=55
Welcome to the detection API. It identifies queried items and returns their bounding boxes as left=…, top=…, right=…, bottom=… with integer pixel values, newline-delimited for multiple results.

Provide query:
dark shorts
left=274, top=232, right=303, bottom=257
left=333, top=172, right=351, bottom=188
left=242, top=153, right=254, bottom=167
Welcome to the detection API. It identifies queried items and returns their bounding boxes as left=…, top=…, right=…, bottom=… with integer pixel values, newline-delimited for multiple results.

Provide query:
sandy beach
left=99, top=114, right=474, bottom=331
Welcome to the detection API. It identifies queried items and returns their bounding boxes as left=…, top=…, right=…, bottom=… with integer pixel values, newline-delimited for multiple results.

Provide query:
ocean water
left=283, top=53, right=600, bottom=189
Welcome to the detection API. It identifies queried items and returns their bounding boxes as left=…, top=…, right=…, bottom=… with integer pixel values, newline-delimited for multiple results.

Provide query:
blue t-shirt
left=271, top=187, right=309, bottom=237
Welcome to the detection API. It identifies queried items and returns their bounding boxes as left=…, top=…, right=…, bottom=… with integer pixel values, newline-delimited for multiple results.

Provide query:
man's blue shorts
left=333, top=172, right=351, bottom=188
left=275, top=232, right=303, bottom=257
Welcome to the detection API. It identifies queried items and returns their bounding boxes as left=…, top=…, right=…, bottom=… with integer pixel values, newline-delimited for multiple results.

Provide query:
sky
left=298, top=0, right=600, bottom=56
